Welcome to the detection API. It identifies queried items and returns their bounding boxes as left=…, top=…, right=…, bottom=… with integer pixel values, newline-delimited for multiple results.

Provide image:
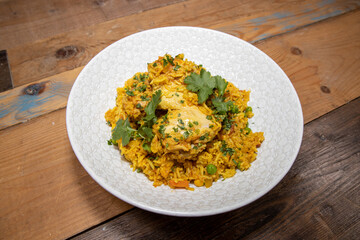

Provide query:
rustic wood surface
left=70, top=98, right=360, bottom=240
left=0, top=0, right=359, bottom=239
left=1, top=7, right=360, bottom=130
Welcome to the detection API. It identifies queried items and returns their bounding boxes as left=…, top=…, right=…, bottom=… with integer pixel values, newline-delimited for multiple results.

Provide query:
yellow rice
left=105, top=54, right=264, bottom=190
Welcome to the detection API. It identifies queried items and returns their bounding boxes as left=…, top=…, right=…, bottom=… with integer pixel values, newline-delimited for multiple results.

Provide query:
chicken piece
left=156, top=106, right=221, bottom=160
left=156, top=84, right=184, bottom=110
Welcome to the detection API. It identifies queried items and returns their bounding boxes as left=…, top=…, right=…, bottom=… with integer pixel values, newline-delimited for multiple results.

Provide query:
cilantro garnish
left=184, top=69, right=215, bottom=104
left=137, top=84, right=147, bottom=92
left=220, top=141, right=235, bottom=156
left=184, top=69, right=229, bottom=103
left=166, top=55, right=175, bottom=66
left=174, top=64, right=181, bottom=71
left=212, top=97, right=233, bottom=115
left=183, top=131, right=190, bottom=139
left=163, top=58, right=168, bottom=67
left=143, top=90, right=162, bottom=122
left=153, top=62, right=157, bottom=67
left=111, top=118, right=136, bottom=146
left=159, top=125, right=166, bottom=138
left=214, top=76, right=228, bottom=96
left=126, top=89, right=134, bottom=96
left=140, top=95, right=150, bottom=101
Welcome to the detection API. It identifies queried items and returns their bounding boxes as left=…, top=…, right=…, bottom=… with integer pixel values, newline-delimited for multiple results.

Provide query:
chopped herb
left=180, top=100, right=185, bottom=104
left=177, top=125, right=186, bottom=130
left=159, top=125, right=166, bottom=138
left=223, top=117, right=233, bottom=131
left=174, top=64, right=181, bottom=71
left=126, top=90, right=135, bottom=96
left=183, top=131, right=190, bottom=139
left=136, top=168, right=142, bottom=173
left=153, top=62, right=157, bottom=67
left=137, top=84, right=147, bottom=92
left=166, top=143, right=169, bottom=148
left=107, top=121, right=111, bottom=126
left=163, top=58, right=168, bottom=67
left=188, top=122, right=193, bottom=128
left=206, top=115, right=213, bottom=120
left=178, top=113, right=181, bottom=117
left=175, top=92, right=179, bottom=97
left=173, top=127, right=179, bottom=132
left=193, top=146, right=198, bottom=150
left=166, top=55, right=175, bottom=65
left=133, top=75, right=139, bottom=80
left=178, top=119, right=184, bottom=125
left=193, top=121, right=199, bottom=125
left=166, top=134, right=171, bottom=138
left=220, top=141, right=235, bottom=156
left=206, top=164, right=217, bottom=175
left=132, top=83, right=138, bottom=87
left=140, top=95, right=150, bottom=101
left=171, top=166, right=176, bottom=172
left=173, top=137, right=179, bottom=142
left=209, top=124, right=214, bottom=128
left=136, top=103, right=142, bottom=109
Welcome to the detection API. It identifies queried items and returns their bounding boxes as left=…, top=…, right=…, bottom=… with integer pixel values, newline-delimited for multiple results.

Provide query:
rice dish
left=105, top=54, right=264, bottom=190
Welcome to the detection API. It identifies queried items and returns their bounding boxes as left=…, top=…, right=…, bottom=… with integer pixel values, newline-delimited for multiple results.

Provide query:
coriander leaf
left=112, top=118, right=135, bottom=146
left=137, top=126, right=154, bottom=142
left=212, top=97, right=233, bottom=115
left=184, top=69, right=216, bottom=104
left=142, top=142, right=151, bottom=152
left=214, top=75, right=228, bottom=96
left=144, top=90, right=162, bottom=121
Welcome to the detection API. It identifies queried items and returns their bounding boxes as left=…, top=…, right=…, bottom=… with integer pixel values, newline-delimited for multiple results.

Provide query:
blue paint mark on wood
left=318, top=0, right=335, bottom=8
left=0, top=81, right=69, bottom=126
left=272, top=12, right=292, bottom=19
left=282, top=24, right=296, bottom=30
left=311, top=9, right=343, bottom=21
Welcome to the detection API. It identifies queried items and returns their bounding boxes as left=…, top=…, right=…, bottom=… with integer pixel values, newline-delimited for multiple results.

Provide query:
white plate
left=66, top=26, right=303, bottom=217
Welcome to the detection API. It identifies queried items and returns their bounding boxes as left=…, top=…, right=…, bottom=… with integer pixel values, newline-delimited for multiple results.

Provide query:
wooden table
left=1, top=0, right=359, bottom=239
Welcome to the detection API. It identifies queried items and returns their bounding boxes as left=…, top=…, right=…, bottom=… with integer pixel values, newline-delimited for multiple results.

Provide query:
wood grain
left=0, top=0, right=186, bottom=49
left=1, top=9, right=360, bottom=129
left=70, top=98, right=360, bottom=240
left=6, top=0, right=359, bottom=87
left=0, top=67, right=83, bottom=129
left=0, top=108, right=132, bottom=240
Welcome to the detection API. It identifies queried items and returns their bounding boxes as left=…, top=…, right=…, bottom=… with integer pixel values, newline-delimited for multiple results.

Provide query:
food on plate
left=105, top=54, right=264, bottom=190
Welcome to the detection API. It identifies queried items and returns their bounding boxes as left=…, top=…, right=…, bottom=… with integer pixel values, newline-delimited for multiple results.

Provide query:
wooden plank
left=70, top=98, right=360, bottom=240
left=6, top=0, right=359, bottom=87
left=1, top=9, right=360, bottom=129
left=0, top=67, right=83, bottom=129
left=0, top=108, right=133, bottom=240
left=0, top=0, right=186, bottom=49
